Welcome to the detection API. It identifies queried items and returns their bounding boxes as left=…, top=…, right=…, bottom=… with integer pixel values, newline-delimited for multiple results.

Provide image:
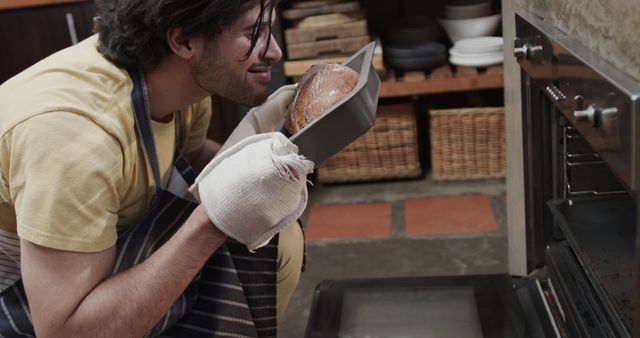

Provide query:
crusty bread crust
left=285, top=64, right=359, bottom=134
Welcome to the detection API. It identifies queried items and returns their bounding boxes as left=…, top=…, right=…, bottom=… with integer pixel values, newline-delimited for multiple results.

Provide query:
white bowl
left=438, top=14, right=502, bottom=43
left=449, top=53, right=503, bottom=67
left=454, top=36, right=503, bottom=53
left=449, top=47, right=502, bottom=58
left=445, top=2, right=492, bottom=19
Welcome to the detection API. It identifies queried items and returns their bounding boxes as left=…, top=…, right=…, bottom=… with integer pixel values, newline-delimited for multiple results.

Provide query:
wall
left=502, top=0, right=640, bottom=275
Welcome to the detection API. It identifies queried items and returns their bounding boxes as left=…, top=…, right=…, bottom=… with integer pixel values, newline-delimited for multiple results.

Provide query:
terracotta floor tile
left=405, top=194, right=498, bottom=237
left=305, top=203, right=392, bottom=241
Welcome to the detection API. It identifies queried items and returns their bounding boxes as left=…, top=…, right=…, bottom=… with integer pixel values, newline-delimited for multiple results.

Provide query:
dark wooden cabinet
left=0, top=1, right=96, bottom=83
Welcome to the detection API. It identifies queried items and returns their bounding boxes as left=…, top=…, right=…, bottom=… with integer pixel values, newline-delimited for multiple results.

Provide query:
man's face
left=192, top=2, right=282, bottom=107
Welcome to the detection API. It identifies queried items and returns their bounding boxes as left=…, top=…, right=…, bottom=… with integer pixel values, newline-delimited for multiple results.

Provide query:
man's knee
left=277, top=221, right=303, bottom=282
left=276, top=221, right=304, bottom=324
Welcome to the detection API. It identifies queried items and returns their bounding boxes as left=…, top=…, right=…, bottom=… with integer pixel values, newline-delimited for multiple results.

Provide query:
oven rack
left=563, top=126, right=627, bottom=197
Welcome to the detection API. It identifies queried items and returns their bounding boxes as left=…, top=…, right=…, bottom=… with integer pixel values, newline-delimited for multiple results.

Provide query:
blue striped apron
left=0, top=68, right=278, bottom=338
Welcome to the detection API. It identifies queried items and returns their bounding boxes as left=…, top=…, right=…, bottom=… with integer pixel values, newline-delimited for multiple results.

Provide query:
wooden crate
left=286, top=35, right=371, bottom=60
left=285, top=20, right=367, bottom=44
left=429, top=107, right=505, bottom=181
left=290, top=11, right=365, bottom=28
left=282, top=1, right=360, bottom=21
left=317, top=102, right=422, bottom=183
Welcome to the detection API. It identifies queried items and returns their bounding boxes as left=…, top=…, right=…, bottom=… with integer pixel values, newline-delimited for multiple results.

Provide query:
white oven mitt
left=189, top=132, right=314, bottom=251
left=220, top=84, right=297, bottom=154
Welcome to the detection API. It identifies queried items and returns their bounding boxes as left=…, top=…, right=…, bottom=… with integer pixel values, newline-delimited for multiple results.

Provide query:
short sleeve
left=182, top=97, right=212, bottom=154
left=7, top=112, right=123, bottom=252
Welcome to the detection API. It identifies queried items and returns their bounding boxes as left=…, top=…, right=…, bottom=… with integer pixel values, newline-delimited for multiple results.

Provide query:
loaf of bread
left=284, top=64, right=359, bottom=134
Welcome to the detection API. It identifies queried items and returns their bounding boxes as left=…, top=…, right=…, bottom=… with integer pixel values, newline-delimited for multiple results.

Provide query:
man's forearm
left=30, top=206, right=227, bottom=338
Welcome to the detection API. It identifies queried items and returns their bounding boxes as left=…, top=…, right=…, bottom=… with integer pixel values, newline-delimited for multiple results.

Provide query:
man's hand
left=190, top=132, right=313, bottom=251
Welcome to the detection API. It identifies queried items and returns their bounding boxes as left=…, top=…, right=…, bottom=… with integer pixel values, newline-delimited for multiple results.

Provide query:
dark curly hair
left=94, top=0, right=277, bottom=70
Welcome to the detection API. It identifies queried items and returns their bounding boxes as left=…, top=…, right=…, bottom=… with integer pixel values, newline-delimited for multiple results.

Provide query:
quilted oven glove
left=189, top=132, right=314, bottom=251
left=221, top=84, right=297, bottom=153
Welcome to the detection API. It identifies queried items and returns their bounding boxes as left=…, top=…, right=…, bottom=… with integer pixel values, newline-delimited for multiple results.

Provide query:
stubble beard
left=191, top=50, right=269, bottom=107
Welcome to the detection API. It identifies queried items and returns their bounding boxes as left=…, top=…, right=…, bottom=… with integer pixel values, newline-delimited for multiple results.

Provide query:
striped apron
left=0, top=68, right=278, bottom=338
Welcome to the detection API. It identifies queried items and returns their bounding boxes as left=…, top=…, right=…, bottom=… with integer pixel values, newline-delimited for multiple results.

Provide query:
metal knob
left=513, top=43, right=543, bottom=59
left=514, top=46, right=527, bottom=58
left=574, top=104, right=618, bottom=127
left=600, top=107, right=618, bottom=121
left=528, top=45, right=543, bottom=58
left=573, top=104, right=596, bottom=124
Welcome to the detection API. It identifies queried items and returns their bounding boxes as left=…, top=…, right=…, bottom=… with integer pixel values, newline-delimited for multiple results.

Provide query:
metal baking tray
left=288, top=42, right=381, bottom=166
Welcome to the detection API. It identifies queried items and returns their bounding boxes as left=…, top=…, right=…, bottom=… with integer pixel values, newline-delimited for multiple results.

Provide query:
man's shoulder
left=0, top=35, right=135, bottom=142
left=2, top=34, right=129, bottom=93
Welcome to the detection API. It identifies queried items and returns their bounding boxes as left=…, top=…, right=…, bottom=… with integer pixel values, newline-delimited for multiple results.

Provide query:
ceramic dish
left=383, top=41, right=446, bottom=58
left=438, top=14, right=501, bottom=43
left=380, top=16, right=443, bottom=44
left=448, top=47, right=501, bottom=58
left=386, top=53, right=448, bottom=71
left=445, top=2, right=492, bottom=19
left=454, top=36, right=503, bottom=53
left=449, top=53, right=503, bottom=67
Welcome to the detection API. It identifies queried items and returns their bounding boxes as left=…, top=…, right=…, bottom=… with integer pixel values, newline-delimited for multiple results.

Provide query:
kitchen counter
left=0, top=0, right=87, bottom=11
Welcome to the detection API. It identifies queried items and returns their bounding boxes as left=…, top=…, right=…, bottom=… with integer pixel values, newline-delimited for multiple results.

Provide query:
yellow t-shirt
left=0, top=35, right=212, bottom=254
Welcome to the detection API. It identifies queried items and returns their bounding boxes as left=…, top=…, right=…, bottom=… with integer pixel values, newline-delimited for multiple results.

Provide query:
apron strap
left=127, top=67, right=163, bottom=195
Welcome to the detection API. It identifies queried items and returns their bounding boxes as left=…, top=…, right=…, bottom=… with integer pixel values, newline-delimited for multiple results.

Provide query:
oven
left=303, top=11, right=640, bottom=338
left=516, top=11, right=640, bottom=337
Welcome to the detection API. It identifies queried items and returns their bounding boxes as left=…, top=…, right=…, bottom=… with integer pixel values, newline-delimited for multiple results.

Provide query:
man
left=0, top=0, right=310, bottom=337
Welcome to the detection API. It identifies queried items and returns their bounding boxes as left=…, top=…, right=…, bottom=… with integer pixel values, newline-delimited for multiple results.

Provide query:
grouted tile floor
left=279, top=174, right=507, bottom=337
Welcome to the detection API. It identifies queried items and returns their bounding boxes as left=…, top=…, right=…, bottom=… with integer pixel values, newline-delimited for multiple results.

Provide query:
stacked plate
left=448, top=36, right=503, bottom=67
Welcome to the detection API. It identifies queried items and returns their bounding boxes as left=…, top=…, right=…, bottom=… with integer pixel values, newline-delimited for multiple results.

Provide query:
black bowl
left=385, top=51, right=448, bottom=72
left=379, top=16, right=444, bottom=44
left=383, top=41, right=447, bottom=59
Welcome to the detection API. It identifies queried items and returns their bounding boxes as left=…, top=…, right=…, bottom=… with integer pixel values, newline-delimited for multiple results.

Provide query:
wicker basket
left=429, top=106, right=505, bottom=181
left=317, top=102, right=422, bottom=183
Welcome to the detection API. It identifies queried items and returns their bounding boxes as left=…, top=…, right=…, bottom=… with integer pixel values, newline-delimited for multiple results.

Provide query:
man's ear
left=166, top=27, right=204, bottom=61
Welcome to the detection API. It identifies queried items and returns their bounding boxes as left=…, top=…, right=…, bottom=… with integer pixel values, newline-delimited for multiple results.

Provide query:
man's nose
left=262, top=34, right=282, bottom=62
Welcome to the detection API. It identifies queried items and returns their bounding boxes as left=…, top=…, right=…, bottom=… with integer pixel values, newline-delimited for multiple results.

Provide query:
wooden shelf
left=379, top=65, right=504, bottom=98
left=285, top=58, right=503, bottom=97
